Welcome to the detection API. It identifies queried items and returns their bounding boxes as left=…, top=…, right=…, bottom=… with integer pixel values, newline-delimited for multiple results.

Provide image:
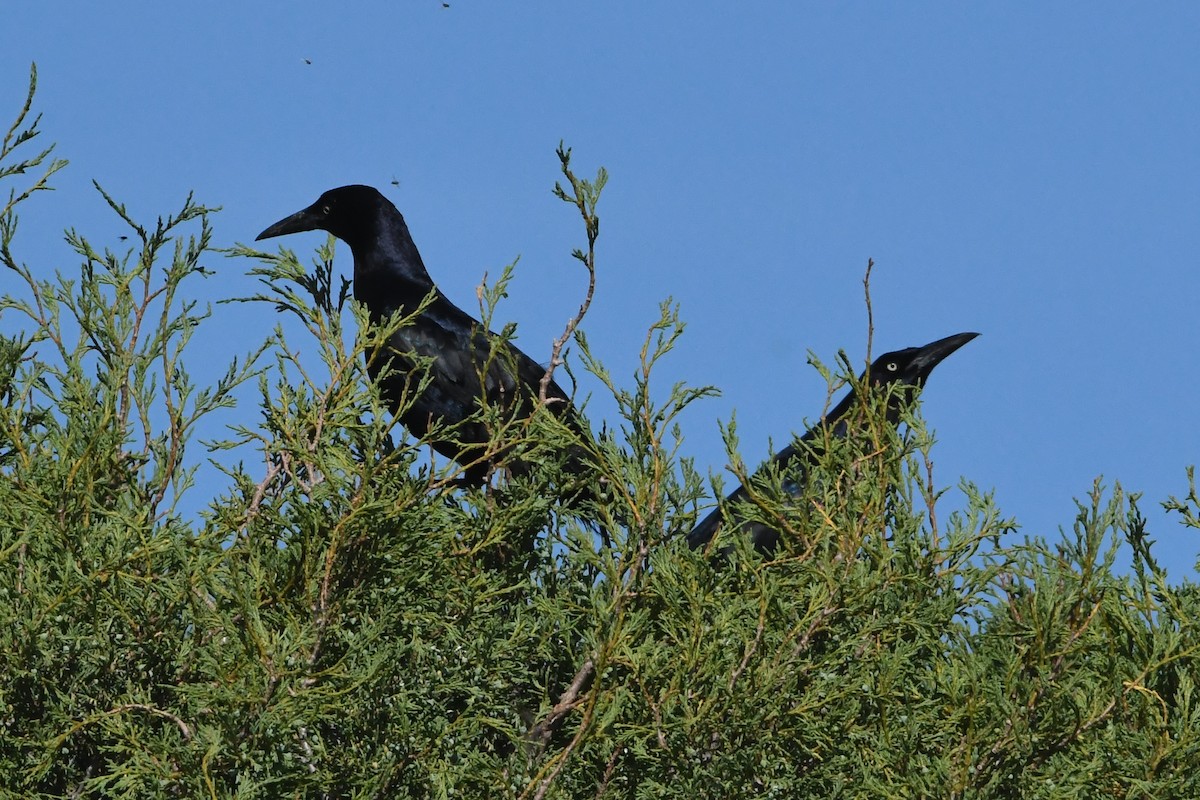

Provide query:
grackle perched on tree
left=256, top=185, right=592, bottom=489
left=687, top=332, right=978, bottom=556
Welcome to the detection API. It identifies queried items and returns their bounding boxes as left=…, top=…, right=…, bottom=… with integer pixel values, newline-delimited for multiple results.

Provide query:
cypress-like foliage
left=1, top=66, right=1198, bottom=800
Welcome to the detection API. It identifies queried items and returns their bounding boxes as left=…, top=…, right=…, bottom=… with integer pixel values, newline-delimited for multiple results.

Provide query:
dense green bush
left=2, top=66, right=1198, bottom=799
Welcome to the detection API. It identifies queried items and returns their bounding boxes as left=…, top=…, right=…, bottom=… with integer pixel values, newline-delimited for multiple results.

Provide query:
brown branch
left=246, top=456, right=283, bottom=523
left=520, top=654, right=601, bottom=800
left=592, top=745, right=623, bottom=799
left=540, top=144, right=602, bottom=404
left=729, top=598, right=767, bottom=692
left=525, top=656, right=596, bottom=750
left=923, top=450, right=940, bottom=550
left=789, top=603, right=840, bottom=663
left=531, top=719, right=589, bottom=800
left=109, top=703, right=192, bottom=740
left=862, top=258, right=876, bottom=363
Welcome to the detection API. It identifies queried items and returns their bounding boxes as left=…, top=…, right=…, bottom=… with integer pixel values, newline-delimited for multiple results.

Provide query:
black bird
left=256, top=185, right=591, bottom=488
left=687, top=332, right=979, bottom=555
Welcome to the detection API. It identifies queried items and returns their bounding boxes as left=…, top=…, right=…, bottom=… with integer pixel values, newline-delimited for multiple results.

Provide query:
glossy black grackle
left=257, top=185, right=591, bottom=488
left=687, top=332, right=979, bottom=555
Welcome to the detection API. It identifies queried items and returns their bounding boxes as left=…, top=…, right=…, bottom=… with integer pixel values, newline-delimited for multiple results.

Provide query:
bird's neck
left=805, top=377, right=918, bottom=443
left=817, top=380, right=919, bottom=440
left=801, top=387, right=860, bottom=443
left=350, top=219, right=440, bottom=317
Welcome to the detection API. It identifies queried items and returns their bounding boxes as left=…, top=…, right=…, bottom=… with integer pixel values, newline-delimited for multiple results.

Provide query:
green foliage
left=2, top=67, right=1199, bottom=799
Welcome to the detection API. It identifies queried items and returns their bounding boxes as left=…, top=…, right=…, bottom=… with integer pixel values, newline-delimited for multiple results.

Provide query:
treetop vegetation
left=2, top=64, right=1198, bottom=799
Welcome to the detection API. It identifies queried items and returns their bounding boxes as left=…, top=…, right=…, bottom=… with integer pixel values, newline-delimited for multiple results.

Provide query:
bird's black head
left=256, top=185, right=391, bottom=247
left=820, top=331, right=979, bottom=435
left=866, top=331, right=979, bottom=392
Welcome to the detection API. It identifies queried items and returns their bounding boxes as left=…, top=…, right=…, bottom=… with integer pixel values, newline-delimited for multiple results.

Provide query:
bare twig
left=924, top=450, right=940, bottom=548
left=525, top=656, right=596, bottom=750
left=592, top=745, right=623, bottom=799
left=246, top=456, right=283, bottom=522
left=729, top=596, right=767, bottom=692
left=108, top=703, right=193, bottom=740
left=862, top=258, right=876, bottom=363
left=540, top=143, right=606, bottom=404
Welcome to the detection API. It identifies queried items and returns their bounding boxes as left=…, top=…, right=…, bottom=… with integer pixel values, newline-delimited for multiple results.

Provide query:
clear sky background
left=3, top=4, right=1198, bottom=579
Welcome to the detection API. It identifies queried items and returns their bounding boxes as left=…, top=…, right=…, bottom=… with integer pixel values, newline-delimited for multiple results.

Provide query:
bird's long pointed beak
left=256, top=204, right=321, bottom=241
left=911, top=331, right=980, bottom=375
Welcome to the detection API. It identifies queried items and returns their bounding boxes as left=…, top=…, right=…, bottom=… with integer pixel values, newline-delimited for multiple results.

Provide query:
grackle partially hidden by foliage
left=256, top=185, right=593, bottom=490
left=687, top=332, right=979, bottom=556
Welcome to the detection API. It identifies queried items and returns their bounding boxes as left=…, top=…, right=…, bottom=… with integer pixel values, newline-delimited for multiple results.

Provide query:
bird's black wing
left=368, top=296, right=587, bottom=484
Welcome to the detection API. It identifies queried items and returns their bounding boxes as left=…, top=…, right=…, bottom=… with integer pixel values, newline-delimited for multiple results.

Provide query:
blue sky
left=3, top=4, right=1198, bottom=578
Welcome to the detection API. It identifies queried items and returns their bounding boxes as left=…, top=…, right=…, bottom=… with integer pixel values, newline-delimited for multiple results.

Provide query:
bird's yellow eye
left=321, top=205, right=332, bottom=215
left=886, top=362, right=899, bottom=372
